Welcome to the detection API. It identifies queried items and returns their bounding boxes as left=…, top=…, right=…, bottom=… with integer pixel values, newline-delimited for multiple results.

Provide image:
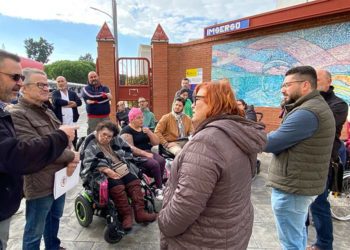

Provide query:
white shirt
left=60, top=90, right=74, bottom=125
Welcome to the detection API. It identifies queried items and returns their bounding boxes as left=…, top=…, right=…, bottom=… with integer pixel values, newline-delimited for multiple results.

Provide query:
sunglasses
left=0, top=71, right=25, bottom=82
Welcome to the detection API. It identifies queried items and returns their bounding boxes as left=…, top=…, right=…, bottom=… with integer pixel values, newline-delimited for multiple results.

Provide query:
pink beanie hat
left=128, top=107, right=143, bottom=122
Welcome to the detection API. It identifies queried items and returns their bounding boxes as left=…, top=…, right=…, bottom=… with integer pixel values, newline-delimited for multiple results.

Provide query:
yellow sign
left=186, top=68, right=203, bottom=84
left=186, top=68, right=198, bottom=77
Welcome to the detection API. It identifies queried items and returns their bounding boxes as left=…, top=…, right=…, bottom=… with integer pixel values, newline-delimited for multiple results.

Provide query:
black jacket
left=245, top=105, right=257, bottom=122
left=320, top=86, right=348, bottom=160
left=0, top=108, right=68, bottom=221
left=52, top=90, right=82, bottom=123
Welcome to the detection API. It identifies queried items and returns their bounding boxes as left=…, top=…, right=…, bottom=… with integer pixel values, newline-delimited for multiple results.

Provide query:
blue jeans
left=23, top=194, right=65, bottom=250
left=271, top=188, right=315, bottom=250
left=310, top=183, right=333, bottom=249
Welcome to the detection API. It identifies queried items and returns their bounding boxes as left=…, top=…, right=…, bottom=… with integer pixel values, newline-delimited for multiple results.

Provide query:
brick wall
left=96, top=40, right=117, bottom=123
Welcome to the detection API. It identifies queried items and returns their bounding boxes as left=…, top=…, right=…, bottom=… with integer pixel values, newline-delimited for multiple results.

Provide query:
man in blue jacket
left=52, top=76, right=82, bottom=149
left=82, top=71, right=112, bottom=135
left=0, top=50, right=77, bottom=250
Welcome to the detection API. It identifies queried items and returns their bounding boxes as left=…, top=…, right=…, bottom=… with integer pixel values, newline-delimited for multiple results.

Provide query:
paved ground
left=6, top=105, right=350, bottom=249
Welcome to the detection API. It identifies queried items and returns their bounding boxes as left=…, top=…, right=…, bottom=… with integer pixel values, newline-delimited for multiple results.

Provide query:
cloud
left=0, top=0, right=276, bottom=42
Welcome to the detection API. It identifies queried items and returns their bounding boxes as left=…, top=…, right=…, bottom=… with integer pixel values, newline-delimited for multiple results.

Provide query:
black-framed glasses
left=28, top=82, right=50, bottom=89
left=0, top=71, right=25, bottom=82
left=138, top=100, right=146, bottom=103
left=193, top=95, right=206, bottom=104
left=281, top=80, right=305, bottom=88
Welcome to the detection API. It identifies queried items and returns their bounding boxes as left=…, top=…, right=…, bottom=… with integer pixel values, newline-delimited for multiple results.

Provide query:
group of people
left=0, top=46, right=347, bottom=250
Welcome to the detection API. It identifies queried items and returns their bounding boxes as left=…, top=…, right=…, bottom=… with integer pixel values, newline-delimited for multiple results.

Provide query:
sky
left=0, top=0, right=277, bottom=63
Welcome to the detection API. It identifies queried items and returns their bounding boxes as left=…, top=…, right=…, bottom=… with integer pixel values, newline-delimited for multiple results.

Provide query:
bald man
left=306, top=69, right=348, bottom=250
left=52, top=76, right=82, bottom=148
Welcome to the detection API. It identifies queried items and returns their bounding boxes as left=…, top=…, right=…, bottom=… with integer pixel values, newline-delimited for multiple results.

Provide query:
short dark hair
left=174, top=96, right=186, bottom=106
left=0, top=49, right=20, bottom=66
left=237, top=99, right=247, bottom=109
left=182, top=78, right=189, bottom=82
left=285, top=66, right=317, bottom=89
left=179, top=87, right=190, bottom=95
left=95, top=121, right=119, bottom=136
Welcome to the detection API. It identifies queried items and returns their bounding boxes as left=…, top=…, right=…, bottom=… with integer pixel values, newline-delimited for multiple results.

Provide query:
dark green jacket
left=268, top=90, right=335, bottom=195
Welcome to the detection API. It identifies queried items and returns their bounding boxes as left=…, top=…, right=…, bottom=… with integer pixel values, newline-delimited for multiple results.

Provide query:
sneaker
left=155, top=188, right=163, bottom=200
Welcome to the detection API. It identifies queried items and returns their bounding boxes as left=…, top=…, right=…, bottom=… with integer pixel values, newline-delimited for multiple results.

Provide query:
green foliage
left=119, top=74, right=149, bottom=85
left=45, top=60, right=96, bottom=84
left=24, top=37, right=54, bottom=63
left=79, top=53, right=94, bottom=62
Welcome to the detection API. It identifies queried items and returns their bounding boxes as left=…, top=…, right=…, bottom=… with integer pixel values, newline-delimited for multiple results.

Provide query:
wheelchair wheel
left=75, top=194, right=93, bottom=227
left=103, top=224, right=123, bottom=244
left=329, top=171, right=350, bottom=221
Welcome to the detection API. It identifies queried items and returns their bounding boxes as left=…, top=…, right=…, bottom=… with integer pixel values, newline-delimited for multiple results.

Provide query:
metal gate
left=115, top=57, right=152, bottom=109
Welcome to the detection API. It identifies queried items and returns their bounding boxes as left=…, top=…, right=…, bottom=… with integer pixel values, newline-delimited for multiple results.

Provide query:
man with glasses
left=52, top=76, right=82, bottom=149
left=155, top=97, right=193, bottom=156
left=264, top=66, right=335, bottom=250
left=7, top=68, right=80, bottom=250
left=82, top=71, right=112, bottom=135
left=0, top=50, right=77, bottom=250
left=138, top=97, right=156, bottom=130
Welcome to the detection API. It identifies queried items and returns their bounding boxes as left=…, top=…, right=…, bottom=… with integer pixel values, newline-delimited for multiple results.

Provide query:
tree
left=79, top=53, right=94, bottom=62
left=45, top=60, right=95, bottom=84
left=24, top=37, right=54, bottom=63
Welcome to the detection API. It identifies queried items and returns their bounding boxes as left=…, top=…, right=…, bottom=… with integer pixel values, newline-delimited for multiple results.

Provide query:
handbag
left=112, top=162, right=129, bottom=178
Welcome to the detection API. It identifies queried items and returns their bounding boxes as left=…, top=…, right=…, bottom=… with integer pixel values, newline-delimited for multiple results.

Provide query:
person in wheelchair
left=81, top=121, right=156, bottom=231
left=120, top=108, right=166, bottom=200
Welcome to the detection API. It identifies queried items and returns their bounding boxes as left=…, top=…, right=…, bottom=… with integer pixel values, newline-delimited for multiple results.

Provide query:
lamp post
left=90, top=0, right=118, bottom=59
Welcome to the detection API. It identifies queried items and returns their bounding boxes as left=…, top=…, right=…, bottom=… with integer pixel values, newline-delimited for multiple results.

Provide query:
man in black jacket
left=307, top=69, right=348, bottom=250
left=0, top=50, right=77, bottom=250
left=52, top=76, right=82, bottom=149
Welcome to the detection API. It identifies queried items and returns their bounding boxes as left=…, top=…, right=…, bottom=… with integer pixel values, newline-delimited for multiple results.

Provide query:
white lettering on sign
left=205, top=19, right=249, bottom=37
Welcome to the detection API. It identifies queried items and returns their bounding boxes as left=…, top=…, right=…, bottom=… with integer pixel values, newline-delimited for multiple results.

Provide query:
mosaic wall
left=212, top=22, right=350, bottom=107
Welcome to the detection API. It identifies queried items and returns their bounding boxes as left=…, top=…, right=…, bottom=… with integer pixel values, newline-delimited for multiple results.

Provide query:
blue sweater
left=265, top=109, right=318, bottom=155
left=82, top=84, right=110, bottom=117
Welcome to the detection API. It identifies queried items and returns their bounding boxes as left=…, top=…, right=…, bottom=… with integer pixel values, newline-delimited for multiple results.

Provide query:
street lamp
left=90, top=0, right=118, bottom=59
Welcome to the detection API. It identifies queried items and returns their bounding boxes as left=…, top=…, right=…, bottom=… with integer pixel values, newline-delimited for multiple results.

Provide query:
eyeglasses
left=0, top=71, right=25, bottom=82
left=193, top=95, right=206, bottom=104
left=281, top=80, right=305, bottom=88
left=138, top=100, right=146, bottom=103
left=28, top=82, right=50, bottom=89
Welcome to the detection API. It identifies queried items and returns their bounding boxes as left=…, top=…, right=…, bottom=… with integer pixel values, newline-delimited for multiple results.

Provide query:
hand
left=145, top=152, right=153, bottom=158
left=66, top=162, right=77, bottom=176
left=142, top=127, right=151, bottom=134
left=106, top=93, right=112, bottom=100
left=72, top=151, right=80, bottom=163
left=101, top=92, right=107, bottom=98
left=167, top=142, right=178, bottom=148
left=106, top=169, right=121, bottom=179
left=68, top=101, right=77, bottom=107
left=86, top=100, right=96, bottom=104
left=59, top=125, right=79, bottom=142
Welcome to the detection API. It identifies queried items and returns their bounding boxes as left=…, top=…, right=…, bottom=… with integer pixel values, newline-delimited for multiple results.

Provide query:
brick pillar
left=96, top=23, right=117, bottom=123
left=151, top=24, right=169, bottom=120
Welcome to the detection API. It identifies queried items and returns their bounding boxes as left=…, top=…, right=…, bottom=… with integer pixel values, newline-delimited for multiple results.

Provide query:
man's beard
left=284, top=92, right=301, bottom=105
left=91, top=79, right=99, bottom=85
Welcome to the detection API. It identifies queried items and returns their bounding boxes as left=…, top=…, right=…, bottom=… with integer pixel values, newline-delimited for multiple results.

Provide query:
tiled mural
left=212, top=22, right=350, bottom=107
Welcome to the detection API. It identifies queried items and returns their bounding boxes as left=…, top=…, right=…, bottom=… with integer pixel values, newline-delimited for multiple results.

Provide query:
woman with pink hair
left=120, top=108, right=165, bottom=200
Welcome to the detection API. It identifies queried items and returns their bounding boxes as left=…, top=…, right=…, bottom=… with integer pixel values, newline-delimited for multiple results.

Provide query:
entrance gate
left=115, top=57, right=152, bottom=109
